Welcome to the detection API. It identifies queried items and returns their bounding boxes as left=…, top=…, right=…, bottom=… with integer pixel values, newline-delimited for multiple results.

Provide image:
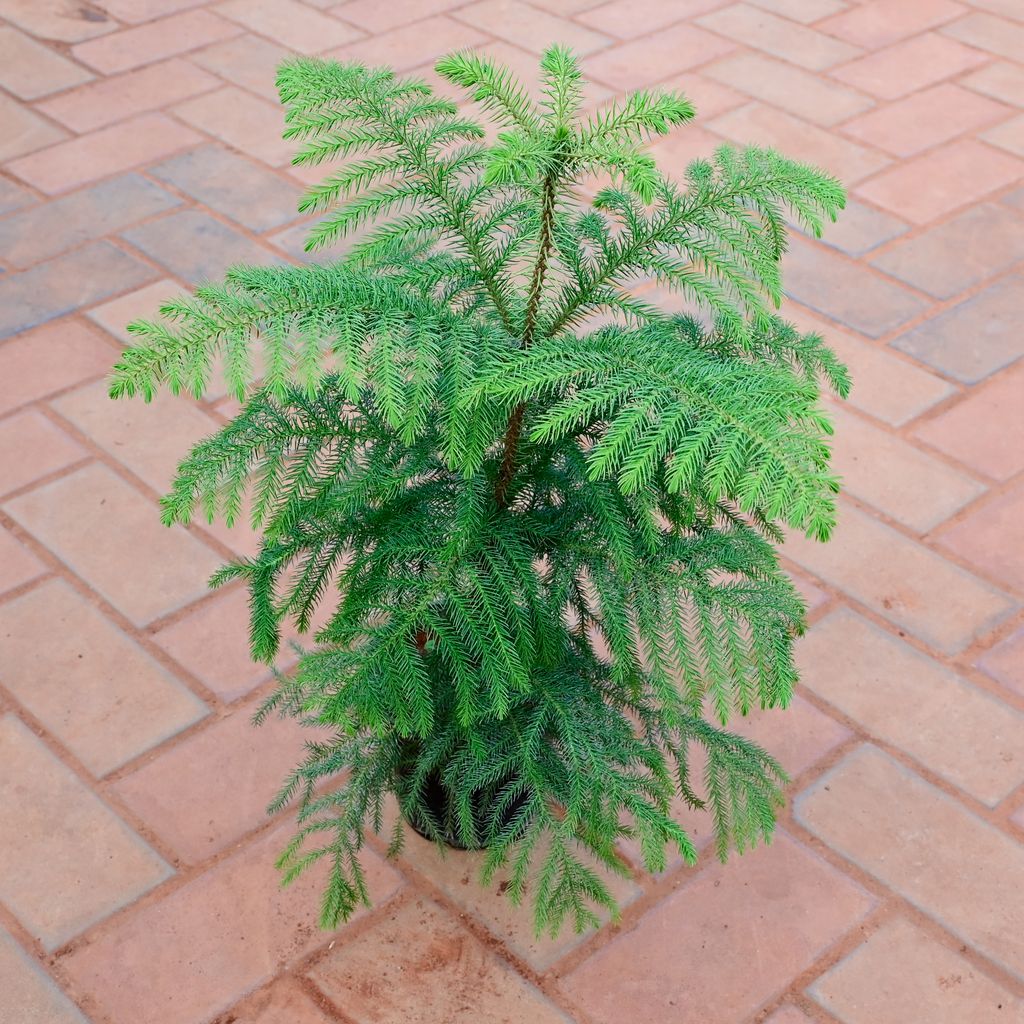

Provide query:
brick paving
left=0, top=0, right=1023, bottom=1021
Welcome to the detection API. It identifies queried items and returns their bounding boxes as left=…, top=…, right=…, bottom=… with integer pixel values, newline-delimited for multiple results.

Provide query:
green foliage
left=110, top=47, right=848, bottom=936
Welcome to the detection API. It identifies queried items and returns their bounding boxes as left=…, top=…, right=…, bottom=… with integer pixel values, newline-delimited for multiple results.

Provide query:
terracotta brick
left=942, top=11, right=1024, bottom=61
left=806, top=198, right=907, bottom=257
left=150, top=144, right=301, bottom=232
left=0, top=714, right=171, bottom=949
left=225, top=979, right=333, bottom=1024
left=562, top=832, right=872, bottom=1024
left=764, top=1008, right=813, bottom=1024
left=189, top=33, right=290, bottom=101
left=967, top=0, right=1024, bottom=15
left=704, top=52, right=874, bottom=126
left=62, top=824, right=401, bottom=1024
left=697, top=3, right=860, bottom=70
left=529, top=0, right=607, bottom=10
left=173, top=86, right=294, bottom=166
left=978, top=626, right=1024, bottom=698
left=816, top=916, right=1023, bottom=1023
left=798, top=608, right=1024, bottom=805
left=818, top=0, right=964, bottom=49
left=830, top=33, right=988, bottom=100
left=98, top=0, right=209, bottom=19
left=796, top=745, right=1024, bottom=980
left=577, top=0, right=723, bottom=38
left=0, top=526, right=44, bottom=594
left=111, top=702, right=315, bottom=861
left=747, top=0, right=844, bottom=21
left=0, top=410, right=85, bottom=496
left=0, top=926, right=89, bottom=1024
left=856, top=140, right=1024, bottom=225
left=38, top=58, right=220, bottom=132
left=827, top=403, right=983, bottom=532
left=7, top=113, right=202, bottom=195
left=334, top=0, right=468, bottom=34
left=709, top=103, right=890, bottom=184
left=936, top=480, right=1024, bottom=594
left=0, top=320, right=116, bottom=414
left=582, top=23, right=736, bottom=91
left=983, top=114, right=1024, bottom=158
left=964, top=61, right=1024, bottom=107
left=660, top=72, right=747, bottom=120
left=456, top=0, right=611, bottom=54
left=4, top=462, right=223, bottom=626
left=0, top=177, right=32, bottom=217
left=0, top=174, right=180, bottom=269
left=0, top=243, right=156, bottom=340
left=85, top=278, right=187, bottom=344
left=781, top=236, right=927, bottom=338
left=843, top=84, right=1012, bottom=158
left=325, top=16, right=487, bottom=73
left=71, top=10, right=241, bottom=74
left=0, top=0, right=116, bottom=42
left=152, top=586, right=315, bottom=702
left=0, top=93, right=67, bottom=163
left=782, top=501, right=1013, bottom=653
left=385, top=796, right=639, bottom=970
left=0, top=579, right=207, bottom=775
left=312, top=897, right=573, bottom=1022
left=0, top=26, right=93, bottom=100
left=893, top=273, right=1024, bottom=383
left=122, top=209, right=282, bottom=284
left=790, top=568, right=829, bottom=613
left=871, top=203, right=1024, bottom=300
left=788, top=306, right=953, bottom=427
left=216, top=0, right=362, bottom=53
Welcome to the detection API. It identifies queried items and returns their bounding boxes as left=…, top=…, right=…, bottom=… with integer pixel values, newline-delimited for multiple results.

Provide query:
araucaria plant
left=111, top=47, right=849, bottom=936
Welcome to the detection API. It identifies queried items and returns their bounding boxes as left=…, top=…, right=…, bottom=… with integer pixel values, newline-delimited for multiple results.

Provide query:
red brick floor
left=1, top=1, right=1024, bottom=1022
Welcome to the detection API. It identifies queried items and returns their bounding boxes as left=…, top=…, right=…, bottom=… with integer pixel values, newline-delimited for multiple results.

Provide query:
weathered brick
left=818, top=0, right=964, bottom=49
left=803, top=198, right=907, bottom=257
left=893, top=273, right=1024, bottom=383
left=456, top=0, right=611, bottom=54
left=781, top=236, right=928, bottom=338
left=0, top=92, right=67, bottom=163
left=705, top=52, right=873, bottom=126
left=842, top=84, right=1011, bottom=158
left=7, top=113, right=202, bottom=195
left=0, top=177, right=33, bottom=217
left=62, top=824, right=401, bottom=1024
left=122, top=209, right=282, bottom=284
left=697, top=3, right=860, bottom=69
left=85, top=278, right=187, bottom=344
left=583, top=23, right=736, bottom=90
left=150, top=144, right=301, bottom=232
left=0, top=243, right=156, bottom=340
left=0, top=579, right=207, bottom=775
left=577, top=0, right=723, bottom=38
left=964, top=60, right=1024, bottom=107
left=188, top=32, right=289, bottom=101
left=830, top=33, right=987, bottom=100
left=812, top=916, right=1023, bottom=1024
left=936, top=480, right=1024, bottom=594
left=0, top=526, right=44, bottom=595
left=983, top=114, right=1024, bottom=158
left=0, top=714, right=171, bottom=949
left=336, top=0, right=469, bottom=34
left=38, top=58, right=220, bottom=132
left=562, top=832, right=873, bottom=1024
left=796, top=745, right=1024, bottom=980
left=325, top=16, right=487, bottom=72
left=71, top=9, right=241, bottom=74
left=111, top=702, right=314, bottom=861
left=942, top=11, right=1024, bottom=61
left=856, top=140, right=1024, bottom=225
left=782, top=501, right=1013, bottom=654
left=0, top=409, right=85, bottom=497
left=311, top=897, right=573, bottom=1023
left=798, top=608, right=1024, bottom=805
left=216, top=0, right=363, bottom=52
left=0, top=0, right=116, bottom=42
left=0, top=927, right=88, bottom=1024
left=978, top=626, right=1024, bottom=698
left=0, top=25, right=93, bottom=99
left=222, top=979, right=333, bottom=1024
left=0, top=320, right=116, bottom=413
left=870, top=203, right=1024, bottom=300
left=4, top=462, right=223, bottom=626
left=0, top=174, right=180, bottom=269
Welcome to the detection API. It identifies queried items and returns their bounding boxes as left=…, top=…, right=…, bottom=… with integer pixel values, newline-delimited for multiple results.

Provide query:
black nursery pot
left=398, top=763, right=532, bottom=851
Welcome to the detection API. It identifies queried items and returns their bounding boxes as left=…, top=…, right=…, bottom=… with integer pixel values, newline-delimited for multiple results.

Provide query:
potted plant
left=110, top=47, right=848, bottom=936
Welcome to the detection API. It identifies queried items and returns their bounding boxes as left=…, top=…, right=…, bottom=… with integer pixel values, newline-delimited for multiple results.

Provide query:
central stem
left=495, top=167, right=560, bottom=509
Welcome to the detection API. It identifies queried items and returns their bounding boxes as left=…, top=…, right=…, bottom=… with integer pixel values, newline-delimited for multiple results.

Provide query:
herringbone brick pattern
left=1, top=1, right=1023, bottom=1021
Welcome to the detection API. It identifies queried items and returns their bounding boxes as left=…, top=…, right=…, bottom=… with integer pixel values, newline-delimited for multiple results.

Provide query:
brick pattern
left=1, top=1, right=1023, bottom=1022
